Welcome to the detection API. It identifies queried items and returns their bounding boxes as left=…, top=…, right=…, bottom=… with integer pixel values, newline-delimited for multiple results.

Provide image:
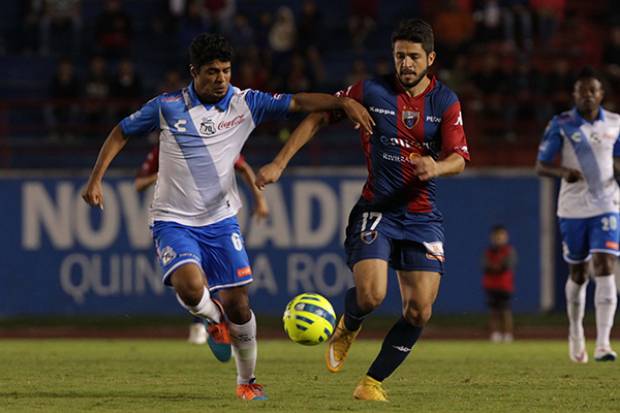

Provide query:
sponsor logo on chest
left=198, top=114, right=246, bottom=137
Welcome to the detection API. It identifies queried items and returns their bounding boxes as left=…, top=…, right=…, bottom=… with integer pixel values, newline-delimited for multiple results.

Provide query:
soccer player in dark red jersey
left=256, top=19, right=469, bottom=401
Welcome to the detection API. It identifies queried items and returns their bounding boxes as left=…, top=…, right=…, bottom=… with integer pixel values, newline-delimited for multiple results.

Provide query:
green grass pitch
left=0, top=339, right=617, bottom=412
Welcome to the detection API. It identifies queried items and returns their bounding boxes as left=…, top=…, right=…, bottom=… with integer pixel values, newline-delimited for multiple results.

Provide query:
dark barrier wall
left=0, top=170, right=540, bottom=316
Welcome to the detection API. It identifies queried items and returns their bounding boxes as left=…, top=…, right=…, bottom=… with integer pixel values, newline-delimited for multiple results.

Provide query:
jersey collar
left=188, top=82, right=234, bottom=111
left=572, top=106, right=604, bottom=124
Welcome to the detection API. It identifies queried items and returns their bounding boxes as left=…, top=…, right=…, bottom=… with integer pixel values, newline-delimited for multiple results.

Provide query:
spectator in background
left=82, top=55, right=112, bottom=137
left=346, top=59, right=368, bottom=87
left=158, top=68, right=186, bottom=93
left=21, top=0, right=44, bottom=54
left=177, top=0, right=210, bottom=54
left=269, top=6, right=296, bottom=79
left=471, top=54, right=504, bottom=140
left=482, top=225, right=516, bottom=343
left=297, top=0, right=323, bottom=53
left=348, top=0, right=377, bottom=51
left=39, top=0, right=82, bottom=56
left=433, top=0, right=474, bottom=68
left=226, top=14, right=254, bottom=55
left=286, top=53, right=311, bottom=92
left=545, top=57, right=573, bottom=114
left=95, top=0, right=133, bottom=58
left=306, top=46, right=326, bottom=90
left=269, top=6, right=296, bottom=54
left=502, top=0, right=533, bottom=52
left=204, top=0, right=236, bottom=33
left=603, top=25, right=620, bottom=81
left=530, top=0, right=565, bottom=48
left=45, top=57, right=80, bottom=141
left=473, top=0, right=505, bottom=47
left=236, top=61, right=268, bottom=91
left=440, top=54, right=474, bottom=95
left=110, top=58, right=143, bottom=119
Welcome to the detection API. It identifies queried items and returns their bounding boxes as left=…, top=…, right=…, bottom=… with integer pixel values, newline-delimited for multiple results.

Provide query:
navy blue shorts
left=152, top=217, right=253, bottom=292
left=344, top=202, right=445, bottom=273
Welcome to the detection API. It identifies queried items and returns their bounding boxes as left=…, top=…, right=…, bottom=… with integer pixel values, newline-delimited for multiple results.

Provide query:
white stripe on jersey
left=557, top=109, right=620, bottom=218
left=151, top=87, right=255, bottom=226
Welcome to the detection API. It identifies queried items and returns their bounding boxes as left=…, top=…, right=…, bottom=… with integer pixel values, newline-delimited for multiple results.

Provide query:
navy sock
left=367, top=317, right=423, bottom=382
left=344, top=287, right=371, bottom=331
left=191, top=315, right=203, bottom=324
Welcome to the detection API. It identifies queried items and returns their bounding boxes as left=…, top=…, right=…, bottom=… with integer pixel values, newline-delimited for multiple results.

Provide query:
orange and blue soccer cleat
left=325, top=316, right=361, bottom=373
left=205, top=299, right=231, bottom=362
left=353, top=375, right=388, bottom=401
left=236, top=380, right=268, bottom=400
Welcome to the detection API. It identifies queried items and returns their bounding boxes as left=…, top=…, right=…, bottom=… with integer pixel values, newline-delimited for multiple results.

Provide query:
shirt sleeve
left=537, top=116, right=563, bottom=162
left=328, top=80, right=365, bottom=124
left=440, top=100, right=470, bottom=161
left=136, top=144, right=159, bottom=178
left=120, top=96, right=161, bottom=138
left=244, top=90, right=293, bottom=125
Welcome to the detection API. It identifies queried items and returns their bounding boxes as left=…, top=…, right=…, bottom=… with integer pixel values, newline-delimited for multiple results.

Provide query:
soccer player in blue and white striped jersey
left=82, top=33, right=373, bottom=400
left=537, top=67, right=620, bottom=363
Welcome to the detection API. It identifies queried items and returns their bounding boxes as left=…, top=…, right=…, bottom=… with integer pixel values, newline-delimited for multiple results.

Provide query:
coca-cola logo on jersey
left=218, top=114, right=245, bottom=130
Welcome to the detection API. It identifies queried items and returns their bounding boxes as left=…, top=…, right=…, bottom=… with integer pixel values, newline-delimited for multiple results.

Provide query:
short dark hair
left=491, top=225, right=507, bottom=233
left=189, top=33, right=233, bottom=69
left=575, top=65, right=604, bottom=86
left=391, top=19, right=434, bottom=55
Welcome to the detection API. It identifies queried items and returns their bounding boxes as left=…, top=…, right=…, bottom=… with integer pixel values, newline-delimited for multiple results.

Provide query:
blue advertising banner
left=0, top=170, right=541, bottom=316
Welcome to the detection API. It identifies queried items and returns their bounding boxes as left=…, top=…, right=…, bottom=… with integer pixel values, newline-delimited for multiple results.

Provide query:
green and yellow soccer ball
left=283, top=293, right=336, bottom=345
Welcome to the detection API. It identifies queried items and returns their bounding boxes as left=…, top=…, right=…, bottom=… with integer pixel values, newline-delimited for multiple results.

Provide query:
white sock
left=176, top=286, right=221, bottom=323
left=594, top=275, right=617, bottom=349
left=565, top=278, right=588, bottom=339
left=230, top=311, right=257, bottom=385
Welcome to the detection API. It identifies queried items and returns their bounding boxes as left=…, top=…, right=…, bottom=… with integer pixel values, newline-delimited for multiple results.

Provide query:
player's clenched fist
left=410, top=154, right=438, bottom=181
left=81, top=180, right=104, bottom=209
left=255, top=163, right=284, bottom=190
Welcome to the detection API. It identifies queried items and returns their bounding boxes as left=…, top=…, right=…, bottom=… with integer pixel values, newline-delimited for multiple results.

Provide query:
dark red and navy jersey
left=333, top=75, right=469, bottom=215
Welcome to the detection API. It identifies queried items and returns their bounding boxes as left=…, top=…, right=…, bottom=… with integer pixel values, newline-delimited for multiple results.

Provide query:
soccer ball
left=283, top=293, right=336, bottom=345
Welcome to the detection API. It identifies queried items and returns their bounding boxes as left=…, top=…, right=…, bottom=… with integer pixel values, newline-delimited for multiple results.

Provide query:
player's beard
left=398, top=65, right=429, bottom=89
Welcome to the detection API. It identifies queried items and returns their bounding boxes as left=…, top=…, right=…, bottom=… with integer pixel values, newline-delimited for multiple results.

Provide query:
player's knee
left=356, top=290, right=384, bottom=312
left=569, top=268, right=588, bottom=285
left=223, top=302, right=251, bottom=324
left=171, top=269, right=204, bottom=306
left=403, top=303, right=432, bottom=326
left=220, top=294, right=251, bottom=324
left=592, top=257, right=615, bottom=276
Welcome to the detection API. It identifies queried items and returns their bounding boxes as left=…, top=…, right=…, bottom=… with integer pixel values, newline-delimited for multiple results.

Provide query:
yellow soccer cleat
left=353, top=375, right=388, bottom=401
left=325, top=316, right=361, bottom=373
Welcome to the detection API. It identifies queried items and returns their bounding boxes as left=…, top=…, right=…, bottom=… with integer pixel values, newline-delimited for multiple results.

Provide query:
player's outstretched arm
left=256, top=112, right=329, bottom=190
left=236, top=159, right=269, bottom=221
left=410, top=153, right=466, bottom=181
left=288, top=93, right=374, bottom=134
left=535, top=160, right=583, bottom=183
left=82, top=124, right=128, bottom=209
left=135, top=174, right=157, bottom=192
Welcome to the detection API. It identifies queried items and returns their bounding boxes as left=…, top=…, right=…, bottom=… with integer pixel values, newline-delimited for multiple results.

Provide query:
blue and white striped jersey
left=120, top=83, right=291, bottom=226
left=538, top=107, right=620, bottom=218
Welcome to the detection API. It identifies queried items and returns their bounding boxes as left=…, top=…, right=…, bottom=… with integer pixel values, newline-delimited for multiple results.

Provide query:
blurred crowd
left=1, top=0, right=620, bottom=159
